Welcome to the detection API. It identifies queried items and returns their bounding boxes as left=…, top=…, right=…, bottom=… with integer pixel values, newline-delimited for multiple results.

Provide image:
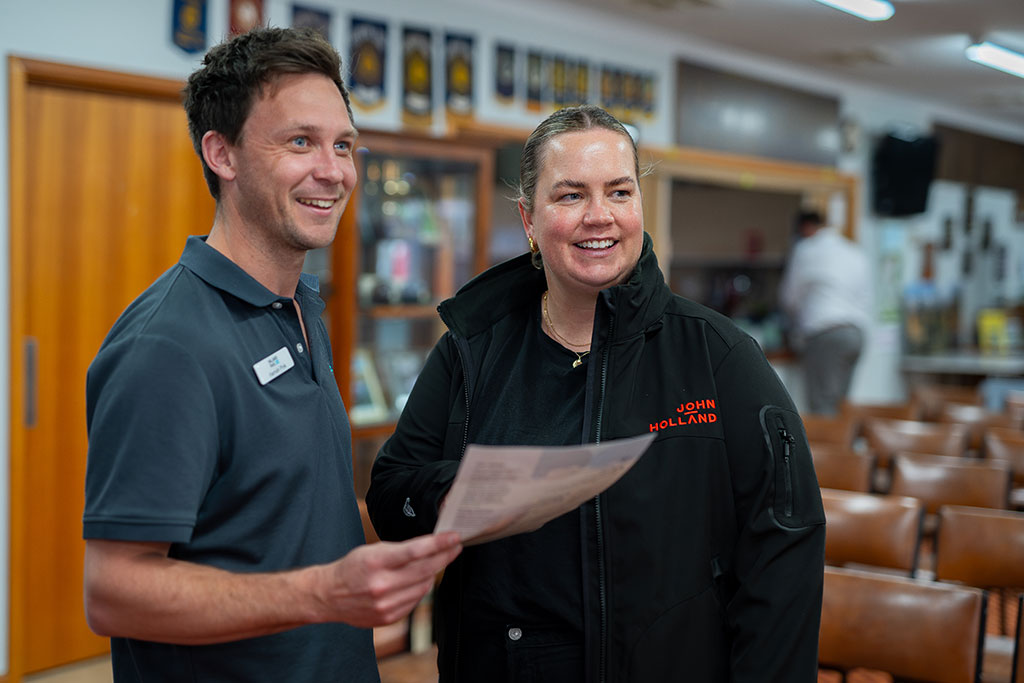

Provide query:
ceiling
left=558, top=0, right=1024, bottom=139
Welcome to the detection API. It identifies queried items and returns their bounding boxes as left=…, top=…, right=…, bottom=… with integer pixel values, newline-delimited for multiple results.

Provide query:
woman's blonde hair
left=517, top=105, right=639, bottom=214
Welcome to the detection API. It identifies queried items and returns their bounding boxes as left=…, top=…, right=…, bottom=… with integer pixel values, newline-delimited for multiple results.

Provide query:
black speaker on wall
left=871, top=132, right=939, bottom=217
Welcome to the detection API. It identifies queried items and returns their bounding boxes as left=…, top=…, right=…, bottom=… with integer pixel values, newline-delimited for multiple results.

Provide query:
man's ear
left=201, top=130, right=237, bottom=183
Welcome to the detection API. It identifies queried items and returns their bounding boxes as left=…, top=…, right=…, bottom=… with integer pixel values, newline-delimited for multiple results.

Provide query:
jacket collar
left=438, top=232, right=670, bottom=342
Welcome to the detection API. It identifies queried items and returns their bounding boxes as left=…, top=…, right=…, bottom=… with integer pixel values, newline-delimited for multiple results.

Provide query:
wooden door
left=8, top=58, right=215, bottom=678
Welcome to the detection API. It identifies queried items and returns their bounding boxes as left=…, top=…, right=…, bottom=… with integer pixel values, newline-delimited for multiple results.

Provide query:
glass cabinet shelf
left=331, top=132, right=494, bottom=496
left=363, top=304, right=439, bottom=319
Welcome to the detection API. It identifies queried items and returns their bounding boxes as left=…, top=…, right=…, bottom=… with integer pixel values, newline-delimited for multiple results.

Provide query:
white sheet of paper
left=434, top=433, right=656, bottom=545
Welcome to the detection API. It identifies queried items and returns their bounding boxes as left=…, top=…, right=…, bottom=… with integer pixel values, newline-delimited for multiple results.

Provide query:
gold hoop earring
left=528, top=236, right=539, bottom=254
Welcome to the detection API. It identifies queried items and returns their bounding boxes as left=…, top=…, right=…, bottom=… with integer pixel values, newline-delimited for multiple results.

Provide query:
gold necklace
left=542, top=291, right=591, bottom=368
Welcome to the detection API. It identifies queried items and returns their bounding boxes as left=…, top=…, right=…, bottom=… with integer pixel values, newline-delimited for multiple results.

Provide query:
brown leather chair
left=358, top=499, right=411, bottom=659
left=843, top=401, right=918, bottom=421
left=912, top=383, right=983, bottom=422
left=935, top=506, right=1024, bottom=683
left=811, top=444, right=875, bottom=493
left=842, top=401, right=919, bottom=443
left=890, top=454, right=1012, bottom=517
left=935, top=506, right=1024, bottom=591
left=888, top=454, right=1011, bottom=553
left=863, top=417, right=970, bottom=471
left=985, top=427, right=1024, bottom=510
left=940, top=402, right=1018, bottom=454
left=821, top=488, right=923, bottom=576
left=819, top=566, right=987, bottom=683
left=1005, top=391, right=1024, bottom=430
left=802, top=412, right=859, bottom=449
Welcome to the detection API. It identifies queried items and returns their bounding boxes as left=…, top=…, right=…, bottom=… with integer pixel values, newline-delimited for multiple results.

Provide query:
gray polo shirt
left=84, top=235, right=378, bottom=682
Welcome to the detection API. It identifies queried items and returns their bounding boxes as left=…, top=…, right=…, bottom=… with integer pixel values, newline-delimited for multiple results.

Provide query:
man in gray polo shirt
left=82, top=27, right=461, bottom=682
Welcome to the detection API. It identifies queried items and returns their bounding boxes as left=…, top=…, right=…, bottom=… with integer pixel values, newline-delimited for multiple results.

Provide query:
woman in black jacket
left=367, top=104, right=825, bottom=682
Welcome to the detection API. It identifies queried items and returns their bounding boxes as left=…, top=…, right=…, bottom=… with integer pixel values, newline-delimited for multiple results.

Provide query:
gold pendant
left=572, top=358, right=582, bottom=368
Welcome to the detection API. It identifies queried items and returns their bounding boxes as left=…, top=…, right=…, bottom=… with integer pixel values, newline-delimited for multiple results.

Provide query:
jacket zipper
left=776, top=418, right=795, bottom=517
left=594, top=312, right=613, bottom=683
left=459, top=368, right=471, bottom=463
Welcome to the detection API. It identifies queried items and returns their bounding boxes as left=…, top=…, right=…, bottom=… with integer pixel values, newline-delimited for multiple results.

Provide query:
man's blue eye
left=293, top=137, right=308, bottom=147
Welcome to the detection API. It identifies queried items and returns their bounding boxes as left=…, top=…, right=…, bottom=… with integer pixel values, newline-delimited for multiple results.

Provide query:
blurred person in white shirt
left=779, top=209, right=872, bottom=416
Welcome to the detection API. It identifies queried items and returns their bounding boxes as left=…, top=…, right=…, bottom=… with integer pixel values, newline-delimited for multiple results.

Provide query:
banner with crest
left=349, top=16, right=387, bottom=111
left=402, top=26, right=433, bottom=127
left=445, top=33, right=474, bottom=121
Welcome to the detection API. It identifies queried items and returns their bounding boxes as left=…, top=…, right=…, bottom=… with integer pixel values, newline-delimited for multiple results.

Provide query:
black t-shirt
left=464, top=301, right=588, bottom=641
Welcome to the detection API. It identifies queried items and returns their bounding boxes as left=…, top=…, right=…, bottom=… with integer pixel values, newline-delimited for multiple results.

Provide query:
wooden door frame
left=7, top=56, right=188, bottom=681
left=637, top=144, right=860, bottom=268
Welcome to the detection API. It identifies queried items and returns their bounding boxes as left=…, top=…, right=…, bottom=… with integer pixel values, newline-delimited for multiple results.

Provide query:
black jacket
left=367, top=234, right=825, bottom=682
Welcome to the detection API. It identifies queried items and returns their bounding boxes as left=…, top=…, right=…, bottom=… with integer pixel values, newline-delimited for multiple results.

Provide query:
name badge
left=252, top=347, right=295, bottom=386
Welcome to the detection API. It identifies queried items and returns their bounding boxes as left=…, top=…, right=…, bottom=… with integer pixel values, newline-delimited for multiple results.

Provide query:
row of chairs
left=814, top=446, right=1017, bottom=517
left=853, top=384, right=1024, bottom=427
left=809, top=418, right=1024, bottom=509
left=812, top=390, right=1024, bottom=682
left=819, top=490, right=1024, bottom=682
left=822, top=491, right=1024, bottom=585
left=819, top=566, right=1022, bottom=683
left=806, top=409, right=1023, bottom=466
left=805, top=384, right=1024, bottom=462
left=910, top=384, right=1024, bottom=426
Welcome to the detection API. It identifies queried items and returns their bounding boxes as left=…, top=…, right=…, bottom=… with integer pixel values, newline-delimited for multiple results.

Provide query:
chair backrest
left=840, top=402, right=919, bottom=446
left=985, top=427, right=1024, bottom=487
left=1006, top=391, right=1024, bottom=431
left=844, top=400, right=919, bottom=423
left=863, top=418, right=970, bottom=469
left=940, top=403, right=1018, bottom=453
left=913, top=384, right=983, bottom=422
left=819, top=566, right=986, bottom=683
left=811, top=444, right=875, bottom=493
left=935, top=505, right=1024, bottom=589
left=890, top=453, right=1011, bottom=514
left=801, top=413, right=858, bottom=448
left=821, top=488, right=923, bottom=575
left=358, top=498, right=380, bottom=543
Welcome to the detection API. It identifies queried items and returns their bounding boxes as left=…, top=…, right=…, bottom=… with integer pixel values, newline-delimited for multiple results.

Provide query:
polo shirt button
left=296, top=343, right=304, bottom=354
left=508, top=627, right=522, bottom=641
left=271, top=302, right=283, bottom=309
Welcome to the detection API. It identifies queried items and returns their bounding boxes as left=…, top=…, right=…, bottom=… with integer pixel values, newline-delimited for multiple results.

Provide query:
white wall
left=826, top=90, right=1022, bottom=407
left=2, top=0, right=1024, bottom=673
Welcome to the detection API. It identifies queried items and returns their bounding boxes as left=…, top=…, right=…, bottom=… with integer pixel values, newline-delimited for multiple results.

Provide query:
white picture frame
left=349, top=348, right=390, bottom=425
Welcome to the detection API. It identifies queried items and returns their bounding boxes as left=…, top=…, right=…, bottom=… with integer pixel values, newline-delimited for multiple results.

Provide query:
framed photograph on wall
left=377, top=349, right=425, bottom=413
left=350, top=348, right=389, bottom=425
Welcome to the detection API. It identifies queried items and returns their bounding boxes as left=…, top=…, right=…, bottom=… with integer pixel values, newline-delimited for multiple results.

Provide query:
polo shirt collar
left=179, top=235, right=323, bottom=315
left=296, top=273, right=325, bottom=318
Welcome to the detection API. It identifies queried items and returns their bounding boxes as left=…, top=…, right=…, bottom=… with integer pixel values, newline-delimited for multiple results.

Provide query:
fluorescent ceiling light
left=813, top=0, right=894, bottom=21
left=966, top=41, right=1024, bottom=80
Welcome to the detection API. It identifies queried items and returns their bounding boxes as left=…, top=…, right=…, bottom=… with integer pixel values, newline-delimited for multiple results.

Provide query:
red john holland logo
left=649, top=399, right=719, bottom=432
